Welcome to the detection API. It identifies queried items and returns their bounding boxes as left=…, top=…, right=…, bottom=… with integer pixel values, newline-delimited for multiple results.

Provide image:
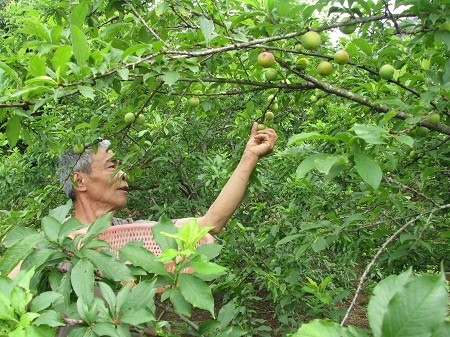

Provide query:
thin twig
left=340, top=203, right=450, bottom=326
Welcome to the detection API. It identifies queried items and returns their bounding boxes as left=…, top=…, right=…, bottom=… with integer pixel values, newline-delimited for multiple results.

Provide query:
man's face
left=80, top=147, right=129, bottom=212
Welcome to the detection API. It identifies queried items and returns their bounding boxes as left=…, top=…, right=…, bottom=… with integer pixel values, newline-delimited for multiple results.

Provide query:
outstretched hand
left=245, top=122, right=278, bottom=159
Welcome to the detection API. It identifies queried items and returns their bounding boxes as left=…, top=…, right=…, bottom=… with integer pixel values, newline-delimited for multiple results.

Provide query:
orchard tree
left=0, top=0, right=449, bottom=336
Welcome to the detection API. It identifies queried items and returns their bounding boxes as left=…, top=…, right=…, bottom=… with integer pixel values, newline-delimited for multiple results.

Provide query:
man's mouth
left=118, top=186, right=129, bottom=192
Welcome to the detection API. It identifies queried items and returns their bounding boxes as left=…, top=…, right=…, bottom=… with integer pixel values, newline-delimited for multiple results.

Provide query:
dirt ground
left=156, top=291, right=370, bottom=337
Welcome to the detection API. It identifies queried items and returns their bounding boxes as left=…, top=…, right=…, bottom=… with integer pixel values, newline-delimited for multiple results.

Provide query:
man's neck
left=73, top=198, right=114, bottom=224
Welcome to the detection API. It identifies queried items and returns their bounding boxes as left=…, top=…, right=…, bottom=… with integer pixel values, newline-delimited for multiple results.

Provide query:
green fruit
left=339, top=17, right=357, bottom=34
left=73, top=144, right=85, bottom=154
left=265, top=111, right=274, bottom=121
left=439, top=22, right=450, bottom=31
left=257, top=123, right=266, bottom=130
left=427, top=113, right=440, bottom=124
left=379, top=64, right=395, bottom=80
left=136, top=114, right=146, bottom=124
left=333, top=50, right=349, bottom=65
left=317, top=61, right=333, bottom=76
left=267, top=94, right=277, bottom=103
left=295, top=57, right=309, bottom=69
left=270, top=102, right=279, bottom=112
left=264, top=68, right=278, bottom=81
left=294, top=44, right=302, bottom=50
left=257, top=51, right=275, bottom=68
left=310, top=95, right=318, bottom=103
left=124, top=112, right=135, bottom=123
left=188, top=97, right=200, bottom=107
left=415, top=126, right=429, bottom=137
left=300, top=31, right=321, bottom=50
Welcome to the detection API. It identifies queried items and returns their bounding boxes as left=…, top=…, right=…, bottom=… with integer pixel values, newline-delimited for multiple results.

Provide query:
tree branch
left=340, top=203, right=450, bottom=326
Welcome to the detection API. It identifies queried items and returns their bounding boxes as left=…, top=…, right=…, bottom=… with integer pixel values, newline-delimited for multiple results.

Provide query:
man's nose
left=119, top=170, right=127, bottom=181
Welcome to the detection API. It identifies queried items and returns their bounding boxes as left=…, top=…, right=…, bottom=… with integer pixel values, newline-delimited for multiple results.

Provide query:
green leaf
left=351, top=38, right=373, bottom=55
left=2, top=227, right=38, bottom=248
left=70, top=1, right=89, bottom=28
left=368, top=268, right=413, bottom=337
left=33, top=310, right=64, bottom=328
left=351, top=124, right=387, bottom=145
left=79, top=250, right=133, bottom=282
left=292, top=319, right=343, bottom=337
left=287, top=132, right=336, bottom=146
left=276, top=234, right=302, bottom=246
left=162, top=71, right=180, bottom=86
left=394, top=134, right=414, bottom=148
left=52, top=45, right=73, bottom=77
left=311, top=236, right=327, bottom=252
left=18, top=18, right=50, bottom=42
left=78, top=86, right=95, bottom=100
left=199, top=16, right=216, bottom=43
left=71, top=259, right=95, bottom=302
left=169, top=288, right=192, bottom=317
left=41, top=216, right=61, bottom=242
left=92, top=322, right=120, bottom=337
left=353, top=153, right=382, bottom=190
left=58, top=217, right=85, bottom=244
left=6, top=114, right=21, bottom=148
left=120, top=308, right=153, bottom=325
left=126, top=279, right=157, bottom=311
left=0, top=234, right=44, bottom=276
left=381, top=273, right=448, bottom=337
left=189, top=254, right=226, bottom=274
left=31, top=291, right=62, bottom=312
left=28, top=55, right=46, bottom=77
left=178, top=274, right=214, bottom=316
left=71, top=25, right=90, bottom=67
left=151, top=218, right=178, bottom=250
left=195, top=243, right=223, bottom=260
left=119, top=244, right=169, bottom=276
left=80, top=212, right=112, bottom=247
left=295, top=154, right=327, bottom=179
left=0, top=61, right=22, bottom=85
left=48, top=200, right=73, bottom=223
left=98, top=282, right=116, bottom=310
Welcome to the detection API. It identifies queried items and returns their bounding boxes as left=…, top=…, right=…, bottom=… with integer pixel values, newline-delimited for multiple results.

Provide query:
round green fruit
left=333, top=50, right=349, bottom=65
left=124, top=112, right=136, bottom=123
left=379, top=64, right=395, bottom=80
left=339, top=17, right=357, bottom=34
left=73, top=144, right=85, bottom=154
left=317, top=61, right=333, bottom=76
left=136, top=114, right=146, bottom=124
left=270, top=102, right=279, bottom=112
left=427, top=113, right=440, bottom=124
left=257, top=123, right=266, bottom=130
left=300, top=31, right=321, bottom=50
left=188, top=97, right=200, bottom=107
left=294, top=44, right=302, bottom=50
left=295, top=57, right=309, bottom=70
left=415, top=126, right=429, bottom=137
left=267, top=94, right=277, bottom=103
left=265, top=111, right=274, bottom=121
left=265, top=68, right=278, bottom=81
left=310, top=95, right=318, bottom=103
left=257, top=51, right=275, bottom=68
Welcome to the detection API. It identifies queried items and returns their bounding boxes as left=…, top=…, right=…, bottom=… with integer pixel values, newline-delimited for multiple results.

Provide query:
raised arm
left=175, top=122, right=277, bottom=235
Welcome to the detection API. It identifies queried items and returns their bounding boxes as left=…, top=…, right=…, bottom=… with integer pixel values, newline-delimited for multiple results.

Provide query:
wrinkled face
left=80, top=148, right=128, bottom=211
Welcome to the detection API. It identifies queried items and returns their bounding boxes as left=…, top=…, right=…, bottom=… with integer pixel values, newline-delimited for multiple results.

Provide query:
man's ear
left=72, top=172, right=87, bottom=192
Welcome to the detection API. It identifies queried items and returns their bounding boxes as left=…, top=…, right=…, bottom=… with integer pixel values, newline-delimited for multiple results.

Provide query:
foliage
left=0, top=201, right=238, bottom=336
left=290, top=268, right=449, bottom=337
left=0, top=0, right=449, bottom=335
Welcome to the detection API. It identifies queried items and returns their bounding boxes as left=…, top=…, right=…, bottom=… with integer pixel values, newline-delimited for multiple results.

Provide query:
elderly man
left=58, top=122, right=277, bottom=234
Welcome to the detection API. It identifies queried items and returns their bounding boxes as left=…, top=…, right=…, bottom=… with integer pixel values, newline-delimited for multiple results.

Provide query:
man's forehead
left=92, top=148, right=116, bottom=162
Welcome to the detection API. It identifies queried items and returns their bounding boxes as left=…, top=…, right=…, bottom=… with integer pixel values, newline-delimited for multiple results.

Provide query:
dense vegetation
left=0, top=0, right=448, bottom=336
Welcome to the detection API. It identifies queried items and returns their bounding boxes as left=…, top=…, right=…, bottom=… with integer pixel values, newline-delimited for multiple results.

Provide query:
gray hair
left=58, top=139, right=111, bottom=200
